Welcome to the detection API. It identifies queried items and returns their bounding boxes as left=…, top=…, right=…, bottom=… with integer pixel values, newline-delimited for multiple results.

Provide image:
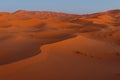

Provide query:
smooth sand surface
left=0, top=35, right=120, bottom=80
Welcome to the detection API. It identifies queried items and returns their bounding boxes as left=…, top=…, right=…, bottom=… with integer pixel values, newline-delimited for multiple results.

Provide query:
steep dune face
left=0, top=9, right=120, bottom=65
left=0, top=30, right=75, bottom=65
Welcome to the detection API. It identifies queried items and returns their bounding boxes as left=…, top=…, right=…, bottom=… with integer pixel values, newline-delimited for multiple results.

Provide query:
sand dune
left=0, top=9, right=120, bottom=80
left=0, top=35, right=120, bottom=80
left=0, top=30, right=75, bottom=65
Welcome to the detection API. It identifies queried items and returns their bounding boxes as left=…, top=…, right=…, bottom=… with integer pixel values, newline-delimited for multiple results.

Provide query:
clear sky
left=0, top=0, right=120, bottom=14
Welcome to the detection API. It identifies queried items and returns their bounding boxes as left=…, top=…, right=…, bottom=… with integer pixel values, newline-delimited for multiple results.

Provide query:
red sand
left=0, top=9, right=120, bottom=80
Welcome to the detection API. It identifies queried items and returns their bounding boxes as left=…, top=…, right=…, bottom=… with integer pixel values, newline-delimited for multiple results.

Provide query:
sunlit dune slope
left=0, top=35, right=120, bottom=80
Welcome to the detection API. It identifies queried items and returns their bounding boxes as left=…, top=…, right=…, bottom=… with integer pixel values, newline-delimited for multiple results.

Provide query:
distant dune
left=0, top=9, right=120, bottom=80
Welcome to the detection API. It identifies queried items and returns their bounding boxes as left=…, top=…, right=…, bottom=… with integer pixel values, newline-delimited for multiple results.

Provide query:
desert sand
left=0, top=9, right=120, bottom=80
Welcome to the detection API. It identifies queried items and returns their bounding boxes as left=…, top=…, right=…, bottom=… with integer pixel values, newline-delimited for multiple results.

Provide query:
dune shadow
left=0, top=46, right=41, bottom=66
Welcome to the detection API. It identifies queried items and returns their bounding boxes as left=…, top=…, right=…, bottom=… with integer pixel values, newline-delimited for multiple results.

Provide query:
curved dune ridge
left=0, top=9, right=120, bottom=66
left=0, top=35, right=120, bottom=80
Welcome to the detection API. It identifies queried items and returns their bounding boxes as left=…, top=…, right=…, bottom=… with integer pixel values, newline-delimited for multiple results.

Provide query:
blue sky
left=0, top=0, right=120, bottom=14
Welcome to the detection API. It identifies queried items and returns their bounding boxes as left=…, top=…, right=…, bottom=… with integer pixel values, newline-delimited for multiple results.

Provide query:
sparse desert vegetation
left=75, top=51, right=82, bottom=54
left=75, top=51, right=87, bottom=56
left=115, top=52, right=120, bottom=56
